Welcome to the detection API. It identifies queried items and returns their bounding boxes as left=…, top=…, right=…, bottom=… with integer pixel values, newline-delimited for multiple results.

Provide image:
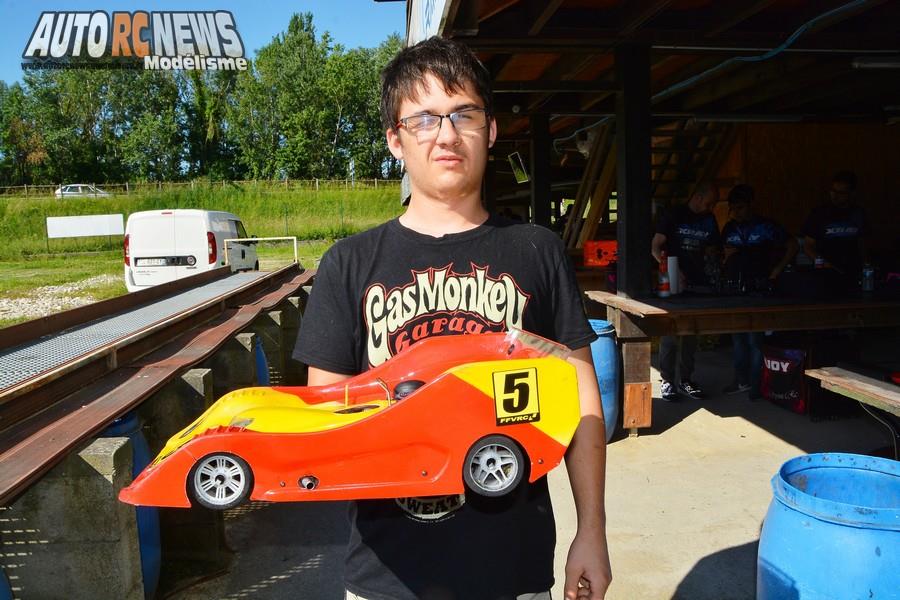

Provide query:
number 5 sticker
left=492, top=368, right=540, bottom=425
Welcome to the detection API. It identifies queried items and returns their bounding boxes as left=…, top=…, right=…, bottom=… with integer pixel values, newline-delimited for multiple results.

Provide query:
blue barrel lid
left=589, top=319, right=616, bottom=336
left=771, top=453, right=900, bottom=531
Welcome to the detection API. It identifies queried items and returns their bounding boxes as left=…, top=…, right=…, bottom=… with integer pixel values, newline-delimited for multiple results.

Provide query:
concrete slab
left=167, top=349, right=884, bottom=600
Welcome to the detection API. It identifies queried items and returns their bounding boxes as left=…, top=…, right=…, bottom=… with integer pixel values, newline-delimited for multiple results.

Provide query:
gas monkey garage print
left=363, top=263, right=531, bottom=368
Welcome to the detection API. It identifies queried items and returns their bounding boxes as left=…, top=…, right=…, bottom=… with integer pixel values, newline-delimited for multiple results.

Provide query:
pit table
left=584, top=291, right=900, bottom=435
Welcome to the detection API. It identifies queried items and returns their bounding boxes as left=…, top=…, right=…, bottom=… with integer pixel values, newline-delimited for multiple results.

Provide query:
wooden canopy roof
left=438, top=0, right=900, bottom=148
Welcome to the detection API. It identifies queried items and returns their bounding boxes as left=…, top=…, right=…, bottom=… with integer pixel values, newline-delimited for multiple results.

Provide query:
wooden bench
left=806, top=366, right=900, bottom=459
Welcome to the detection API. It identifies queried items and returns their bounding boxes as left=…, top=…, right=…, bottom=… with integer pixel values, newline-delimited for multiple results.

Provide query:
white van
left=124, top=209, right=258, bottom=292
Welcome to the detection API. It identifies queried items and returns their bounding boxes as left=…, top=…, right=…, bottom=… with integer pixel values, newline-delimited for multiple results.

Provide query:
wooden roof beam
left=527, top=0, right=565, bottom=36
left=619, top=0, right=676, bottom=37
left=494, top=81, right=619, bottom=93
left=702, top=0, right=779, bottom=37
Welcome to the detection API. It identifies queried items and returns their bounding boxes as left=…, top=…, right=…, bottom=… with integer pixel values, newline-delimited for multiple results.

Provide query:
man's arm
left=802, top=235, right=818, bottom=263
left=651, top=233, right=667, bottom=264
left=308, top=367, right=353, bottom=386
left=770, top=237, right=799, bottom=280
left=563, top=346, right=612, bottom=600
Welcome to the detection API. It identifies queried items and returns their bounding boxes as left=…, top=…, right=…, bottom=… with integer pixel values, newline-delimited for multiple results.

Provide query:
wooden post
left=608, top=306, right=652, bottom=435
left=530, top=113, right=552, bottom=227
left=615, top=44, right=652, bottom=299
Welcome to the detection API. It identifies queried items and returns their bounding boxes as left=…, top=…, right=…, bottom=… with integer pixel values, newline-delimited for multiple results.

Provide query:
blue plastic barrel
left=757, top=453, right=900, bottom=599
left=0, top=568, right=11, bottom=600
left=103, top=412, right=160, bottom=599
left=254, top=336, right=270, bottom=385
left=588, top=319, right=619, bottom=443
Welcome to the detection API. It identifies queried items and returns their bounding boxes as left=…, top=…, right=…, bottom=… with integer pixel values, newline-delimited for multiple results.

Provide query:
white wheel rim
left=194, top=455, right=247, bottom=506
left=468, top=443, right=518, bottom=492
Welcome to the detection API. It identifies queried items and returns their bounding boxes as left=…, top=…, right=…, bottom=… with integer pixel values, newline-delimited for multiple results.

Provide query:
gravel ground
left=0, top=274, right=120, bottom=321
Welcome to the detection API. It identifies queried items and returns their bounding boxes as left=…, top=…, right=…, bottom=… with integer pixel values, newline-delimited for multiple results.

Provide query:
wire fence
left=0, top=178, right=402, bottom=198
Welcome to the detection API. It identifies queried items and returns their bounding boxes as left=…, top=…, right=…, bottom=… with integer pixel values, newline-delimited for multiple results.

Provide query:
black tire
left=188, top=452, right=253, bottom=510
left=253, top=261, right=260, bottom=271
left=463, top=435, right=525, bottom=497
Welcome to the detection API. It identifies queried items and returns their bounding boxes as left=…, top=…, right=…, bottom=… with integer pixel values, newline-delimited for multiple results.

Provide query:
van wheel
left=253, top=261, right=259, bottom=271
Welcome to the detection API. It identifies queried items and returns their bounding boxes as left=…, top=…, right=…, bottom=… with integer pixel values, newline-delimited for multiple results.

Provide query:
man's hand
left=563, top=347, right=611, bottom=599
left=564, top=528, right=612, bottom=599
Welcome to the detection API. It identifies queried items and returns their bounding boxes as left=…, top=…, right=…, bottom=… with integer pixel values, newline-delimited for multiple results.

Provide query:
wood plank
left=623, top=382, right=653, bottom=429
left=585, top=291, right=668, bottom=317
left=577, top=141, right=617, bottom=247
left=805, top=367, right=900, bottom=416
left=563, top=125, right=610, bottom=247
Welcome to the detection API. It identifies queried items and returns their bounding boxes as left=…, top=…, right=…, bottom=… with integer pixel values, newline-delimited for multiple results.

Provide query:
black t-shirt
left=655, top=204, right=721, bottom=286
left=801, top=203, right=868, bottom=275
left=293, top=215, right=596, bottom=600
left=721, top=216, right=789, bottom=284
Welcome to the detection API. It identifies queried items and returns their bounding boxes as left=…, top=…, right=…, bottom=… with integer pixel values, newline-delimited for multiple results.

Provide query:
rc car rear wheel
left=188, top=453, right=253, bottom=510
left=463, top=435, right=524, bottom=497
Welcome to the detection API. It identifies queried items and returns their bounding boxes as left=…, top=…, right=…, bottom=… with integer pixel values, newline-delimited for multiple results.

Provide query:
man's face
left=729, top=201, right=752, bottom=223
left=386, top=73, right=496, bottom=203
left=829, top=181, right=852, bottom=206
left=691, top=188, right=719, bottom=214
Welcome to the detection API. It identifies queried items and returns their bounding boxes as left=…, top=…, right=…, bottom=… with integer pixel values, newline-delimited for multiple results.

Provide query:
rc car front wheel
left=463, top=435, right=524, bottom=497
left=188, top=453, right=253, bottom=510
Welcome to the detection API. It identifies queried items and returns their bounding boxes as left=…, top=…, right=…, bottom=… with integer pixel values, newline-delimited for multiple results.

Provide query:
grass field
left=0, top=182, right=402, bottom=258
left=0, top=184, right=402, bottom=328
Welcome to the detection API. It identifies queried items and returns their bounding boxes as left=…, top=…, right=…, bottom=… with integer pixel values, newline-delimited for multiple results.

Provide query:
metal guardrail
left=0, top=264, right=315, bottom=505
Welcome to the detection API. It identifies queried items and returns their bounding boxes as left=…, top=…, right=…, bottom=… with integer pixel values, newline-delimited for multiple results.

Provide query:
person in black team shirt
left=293, top=37, right=612, bottom=600
left=651, top=182, right=720, bottom=401
left=720, top=184, right=798, bottom=399
left=802, top=170, right=869, bottom=290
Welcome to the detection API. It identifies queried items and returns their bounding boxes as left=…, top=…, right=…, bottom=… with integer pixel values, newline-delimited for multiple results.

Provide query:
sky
left=0, top=0, right=407, bottom=83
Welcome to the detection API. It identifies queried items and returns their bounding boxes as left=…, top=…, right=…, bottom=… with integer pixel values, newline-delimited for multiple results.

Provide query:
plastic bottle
left=862, top=263, right=875, bottom=293
left=658, top=250, right=671, bottom=298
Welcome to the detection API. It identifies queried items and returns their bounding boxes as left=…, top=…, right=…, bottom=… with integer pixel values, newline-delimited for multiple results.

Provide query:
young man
left=293, top=37, right=611, bottom=600
left=650, top=182, right=720, bottom=401
left=720, top=184, right=798, bottom=399
left=802, top=170, right=869, bottom=290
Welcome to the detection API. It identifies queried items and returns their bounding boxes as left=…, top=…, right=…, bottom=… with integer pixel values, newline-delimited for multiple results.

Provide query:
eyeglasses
left=397, top=108, right=488, bottom=140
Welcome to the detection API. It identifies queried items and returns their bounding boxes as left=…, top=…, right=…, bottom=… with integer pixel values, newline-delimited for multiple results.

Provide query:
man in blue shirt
left=802, top=171, right=869, bottom=291
left=720, top=184, right=798, bottom=399
left=651, top=182, right=720, bottom=401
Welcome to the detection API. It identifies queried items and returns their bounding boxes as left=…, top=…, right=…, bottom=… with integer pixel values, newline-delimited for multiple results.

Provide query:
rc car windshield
left=503, top=328, right=572, bottom=359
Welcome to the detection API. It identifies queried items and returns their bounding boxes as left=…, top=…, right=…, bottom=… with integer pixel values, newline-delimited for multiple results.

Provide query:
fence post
left=126, top=182, right=130, bottom=195
left=375, top=179, right=378, bottom=190
left=315, top=178, right=318, bottom=192
left=24, top=184, right=28, bottom=197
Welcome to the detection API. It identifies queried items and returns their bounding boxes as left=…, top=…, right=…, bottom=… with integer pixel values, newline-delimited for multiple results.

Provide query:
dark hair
left=832, top=170, right=857, bottom=190
left=727, top=183, right=754, bottom=205
left=380, top=36, right=493, bottom=132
